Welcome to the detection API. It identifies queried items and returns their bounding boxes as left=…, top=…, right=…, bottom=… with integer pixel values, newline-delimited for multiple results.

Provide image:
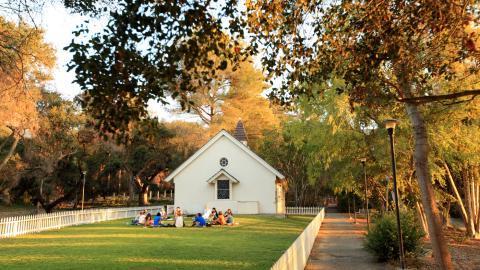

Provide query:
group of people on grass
left=131, top=208, right=170, bottom=227
left=131, top=207, right=235, bottom=228
left=192, top=208, right=235, bottom=227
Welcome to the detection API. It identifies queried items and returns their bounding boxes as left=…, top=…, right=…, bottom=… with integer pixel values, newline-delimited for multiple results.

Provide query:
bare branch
left=398, top=89, right=480, bottom=104
left=0, top=130, right=13, bottom=151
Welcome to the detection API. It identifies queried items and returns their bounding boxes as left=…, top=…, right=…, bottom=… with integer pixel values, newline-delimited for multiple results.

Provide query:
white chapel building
left=165, top=121, right=286, bottom=215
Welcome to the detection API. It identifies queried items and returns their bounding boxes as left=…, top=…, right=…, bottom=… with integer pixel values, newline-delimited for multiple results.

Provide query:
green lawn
left=0, top=215, right=313, bottom=270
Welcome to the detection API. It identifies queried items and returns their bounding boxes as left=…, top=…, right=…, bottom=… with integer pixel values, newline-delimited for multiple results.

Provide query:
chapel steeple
left=233, top=120, right=248, bottom=146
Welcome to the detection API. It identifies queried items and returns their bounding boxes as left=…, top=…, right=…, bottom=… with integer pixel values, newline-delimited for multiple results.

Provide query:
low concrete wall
left=205, top=201, right=259, bottom=214
left=237, top=201, right=259, bottom=214
left=271, top=207, right=325, bottom=270
left=206, top=200, right=239, bottom=214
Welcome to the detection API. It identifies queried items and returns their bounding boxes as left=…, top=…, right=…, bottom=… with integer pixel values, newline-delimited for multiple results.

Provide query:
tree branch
left=399, top=90, right=480, bottom=104
left=0, top=131, right=13, bottom=152
left=0, top=132, right=21, bottom=173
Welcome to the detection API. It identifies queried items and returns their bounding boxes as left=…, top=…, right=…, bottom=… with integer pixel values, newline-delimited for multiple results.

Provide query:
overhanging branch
left=399, top=90, right=480, bottom=104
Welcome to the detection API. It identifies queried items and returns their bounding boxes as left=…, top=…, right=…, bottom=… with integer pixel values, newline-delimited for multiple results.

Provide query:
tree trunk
left=132, top=175, right=149, bottom=206
left=464, top=168, right=476, bottom=238
left=128, top=175, right=135, bottom=204
left=403, top=169, right=429, bottom=236
left=107, top=173, right=111, bottom=192
left=294, top=184, right=299, bottom=206
left=33, top=189, right=76, bottom=213
left=72, top=198, right=79, bottom=210
left=416, top=201, right=429, bottom=238
left=118, top=169, right=123, bottom=194
left=0, top=189, right=11, bottom=204
left=37, top=179, right=44, bottom=213
left=470, top=168, right=476, bottom=226
left=0, top=134, right=11, bottom=152
left=348, top=194, right=351, bottom=218
left=405, top=102, right=453, bottom=270
left=443, top=201, right=451, bottom=227
left=443, top=161, right=468, bottom=226
left=474, top=167, right=480, bottom=237
left=471, top=167, right=479, bottom=237
left=139, top=185, right=149, bottom=206
left=0, top=133, right=20, bottom=173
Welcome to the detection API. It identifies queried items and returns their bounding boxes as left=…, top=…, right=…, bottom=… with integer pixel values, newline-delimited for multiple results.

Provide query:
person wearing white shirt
left=138, top=211, right=147, bottom=225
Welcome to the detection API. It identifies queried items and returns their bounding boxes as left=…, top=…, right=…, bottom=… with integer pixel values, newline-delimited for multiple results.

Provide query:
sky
left=35, top=3, right=195, bottom=122
left=39, top=4, right=92, bottom=100
left=27, top=2, right=281, bottom=123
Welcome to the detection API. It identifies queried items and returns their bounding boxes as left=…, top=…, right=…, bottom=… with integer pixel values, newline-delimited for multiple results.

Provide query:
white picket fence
left=0, top=206, right=168, bottom=238
left=286, top=206, right=323, bottom=215
left=271, top=207, right=325, bottom=270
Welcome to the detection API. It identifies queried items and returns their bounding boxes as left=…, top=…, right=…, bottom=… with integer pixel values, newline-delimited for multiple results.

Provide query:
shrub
left=365, top=211, right=425, bottom=261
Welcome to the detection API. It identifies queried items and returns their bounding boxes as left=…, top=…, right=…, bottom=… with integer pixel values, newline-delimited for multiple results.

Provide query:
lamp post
left=385, top=176, right=390, bottom=212
left=385, top=119, right=406, bottom=269
left=347, top=192, right=351, bottom=220
left=360, top=157, right=369, bottom=230
left=81, top=171, right=87, bottom=211
left=353, top=190, right=357, bottom=224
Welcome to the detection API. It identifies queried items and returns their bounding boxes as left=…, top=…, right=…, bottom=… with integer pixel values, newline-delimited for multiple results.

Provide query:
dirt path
left=305, top=211, right=390, bottom=270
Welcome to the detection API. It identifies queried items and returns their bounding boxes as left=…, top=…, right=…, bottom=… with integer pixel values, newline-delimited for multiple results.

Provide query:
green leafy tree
left=15, top=91, right=85, bottom=212
left=429, top=98, right=480, bottom=238
left=260, top=127, right=311, bottom=206
left=247, top=2, right=480, bottom=268
left=66, top=0, right=250, bottom=135
left=120, top=119, right=174, bottom=206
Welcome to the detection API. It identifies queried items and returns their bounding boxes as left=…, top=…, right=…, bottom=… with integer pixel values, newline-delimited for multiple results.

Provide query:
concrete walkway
left=305, top=211, right=390, bottom=270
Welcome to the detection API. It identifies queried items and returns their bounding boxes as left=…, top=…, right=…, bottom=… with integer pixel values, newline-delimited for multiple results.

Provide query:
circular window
left=219, top=157, right=228, bottom=167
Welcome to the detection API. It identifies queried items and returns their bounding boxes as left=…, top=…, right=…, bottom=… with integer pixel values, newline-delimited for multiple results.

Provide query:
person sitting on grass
left=144, top=213, right=153, bottom=227
left=193, top=213, right=206, bottom=227
left=211, top=208, right=219, bottom=219
left=202, top=208, right=211, bottom=220
left=225, top=209, right=234, bottom=225
left=212, top=211, right=226, bottom=225
left=153, top=212, right=163, bottom=227
left=160, top=208, right=168, bottom=220
left=210, top=208, right=219, bottom=224
left=206, top=211, right=214, bottom=225
left=133, top=211, right=146, bottom=225
left=131, top=211, right=143, bottom=225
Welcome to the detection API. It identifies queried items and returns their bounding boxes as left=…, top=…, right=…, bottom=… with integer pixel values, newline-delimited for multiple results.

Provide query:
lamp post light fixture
left=81, top=171, right=87, bottom=211
left=360, top=157, right=369, bottom=231
left=385, top=119, right=406, bottom=269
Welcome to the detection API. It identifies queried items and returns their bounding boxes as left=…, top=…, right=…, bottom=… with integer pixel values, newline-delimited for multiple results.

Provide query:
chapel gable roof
left=206, top=169, right=240, bottom=183
left=164, top=130, right=284, bottom=182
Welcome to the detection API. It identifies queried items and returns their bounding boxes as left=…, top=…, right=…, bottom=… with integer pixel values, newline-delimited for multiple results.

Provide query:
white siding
left=173, top=135, right=277, bottom=214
